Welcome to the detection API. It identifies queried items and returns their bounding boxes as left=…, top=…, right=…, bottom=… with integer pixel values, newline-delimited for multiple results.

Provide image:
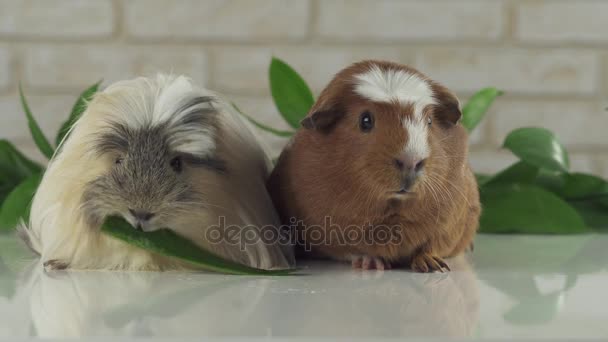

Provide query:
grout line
left=112, top=0, right=126, bottom=42
left=307, top=0, right=319, bottom=44
left=502, top=0, right=516, bottom=45
left=205, top=47, right=216, bottom=89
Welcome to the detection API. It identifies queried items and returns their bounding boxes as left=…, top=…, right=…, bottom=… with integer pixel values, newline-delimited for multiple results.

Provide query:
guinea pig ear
left=433, top=90, right=462, bottom=126
left=300, top=109, right=345, bottom=134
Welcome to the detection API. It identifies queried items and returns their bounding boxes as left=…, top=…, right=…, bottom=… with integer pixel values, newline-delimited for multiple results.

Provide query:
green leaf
left=461, top=87, right=503, bottom=132
left=558, top=173, right=608, bottom=201
left=569, top=200, right=608, bottom=230
left=0, top=173, right=42, bottom=232
left=481, top=161, right=567, bottom=193
left=484, top=161, right=539, bottom=186
left=0, top=140, right=42, bottom=176
left=0, top=140, right=43, bottom=204
left=231, top=103, right=295, bottom=137
left=479, top=183, right=588, bottom=234
left=101, top=216, right=295, bottom=275
left=269, top=57, right=314, bottom=129
left=503, top=127, right=569, bottom=173
left=56, top=81, right=101, bottom=146
left=18, top=85, right=55, bottom=159
left=535, top=168, right=567, bottom=194
left=0, top=139, right=43, bottom=197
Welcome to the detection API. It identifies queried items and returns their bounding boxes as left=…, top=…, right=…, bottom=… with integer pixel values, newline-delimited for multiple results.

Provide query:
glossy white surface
left=1, top=234, right=607, bottom=339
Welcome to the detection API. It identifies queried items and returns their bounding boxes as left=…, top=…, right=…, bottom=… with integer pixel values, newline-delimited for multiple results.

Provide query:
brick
left=229, top=94, right=291, bottom=158
left=316, top=0, right=503, bottom=41
left=24, top=45, right=208, bottom=91
left=467, top=118, right=486, bottom=147
left=212, top=46, right=413, bottom=95
left=469, top=150, right=517, bottom=174
left=0, top=0, right=113, bottom=38
left=516, top=1, right=608, bottom=44
left=0, top=47, right=10, bottom=91
left=125, top=0, right=309, bottom=41
left=490, top=100, right=608, bottom=148
left=415, top=48, right=598, bottom=95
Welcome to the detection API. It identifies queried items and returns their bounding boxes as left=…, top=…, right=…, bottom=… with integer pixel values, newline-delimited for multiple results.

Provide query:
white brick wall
left=516, top=1, right=608, bottom=44
left=0, top=0, right=606, bottom=175
left=24, top=45, right=208, bottom=90
left=0, top=46, right=10, bottom=91
left=415, top=48, right=599, bottom=95
left=491, top=100, right=608, bottom=148
left=0, top=0, right=114, bottom=39
left=316, top=0, right=504, bottom=41
left=124, top=0, right=310, bottom=41
left=212, top=46, right=412, bottom=95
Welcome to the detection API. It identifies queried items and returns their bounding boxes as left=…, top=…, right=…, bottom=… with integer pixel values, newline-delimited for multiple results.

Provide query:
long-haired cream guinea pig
left=268, top=60, right=480, bottom=272
left=19, top=74, right=295, bottom=271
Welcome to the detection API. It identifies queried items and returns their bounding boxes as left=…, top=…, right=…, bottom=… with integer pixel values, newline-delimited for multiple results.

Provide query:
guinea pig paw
left=410, top=254, right=450, bottom=273
left=351, top=255, right=391, bottom=271
left=43, top=259, right=69, bottom=272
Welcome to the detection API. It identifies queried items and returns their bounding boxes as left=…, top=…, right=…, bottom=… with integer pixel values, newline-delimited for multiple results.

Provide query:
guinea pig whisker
left=420, top=181, right=440, bottom=212
left=431, top=174, right=470, bottom=204
left=424, top=173, right=468, bottom=207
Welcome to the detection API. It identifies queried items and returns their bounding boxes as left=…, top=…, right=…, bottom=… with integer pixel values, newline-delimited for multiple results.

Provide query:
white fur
left=403, top=118, right=430, bottom=161
left=354, top=65, right=435, bottom=161
left=95, top=75, right=216, bottom=158
left=19, top=74, right=294, bottom=271
left=354, top=65, right=435, bottom=120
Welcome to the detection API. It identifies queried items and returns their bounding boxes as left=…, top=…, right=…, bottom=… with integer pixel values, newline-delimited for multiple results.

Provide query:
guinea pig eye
left=427, top=117, right=432, bottom=126
left=359, top=111, right=374, bottom=132
left=170, top=156, right=182, bottom=173
left=115, top=157, right=124, bottom=165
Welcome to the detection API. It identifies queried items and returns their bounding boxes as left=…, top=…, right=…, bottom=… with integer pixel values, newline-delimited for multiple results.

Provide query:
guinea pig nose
left=128, top=209, right=155, bottom=222
left=394, top=154, right=419, bottom=171
left=415, top=159, right=426, bottom=172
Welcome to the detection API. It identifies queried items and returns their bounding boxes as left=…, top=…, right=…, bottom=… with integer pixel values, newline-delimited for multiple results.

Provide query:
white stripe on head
left=403, top=119, right=429, bottom=160
left=354, top=64, right=435, bottom=161
left=354, top=65, right=435, bottom=119
left=100, top=74, right=217, bottom=158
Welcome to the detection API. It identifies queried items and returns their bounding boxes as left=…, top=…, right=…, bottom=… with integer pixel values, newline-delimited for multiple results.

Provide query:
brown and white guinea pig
left=268, top=60, right=480, bottom=273
left=19, top=74, right=295, bottom=271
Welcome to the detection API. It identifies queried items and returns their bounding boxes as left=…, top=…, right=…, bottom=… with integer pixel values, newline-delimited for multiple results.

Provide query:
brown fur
left=268, top=60, right=480, bottom=272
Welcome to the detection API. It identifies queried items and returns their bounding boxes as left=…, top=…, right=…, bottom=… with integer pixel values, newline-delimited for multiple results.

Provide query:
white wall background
left=0, top=0, right=607, bottom=176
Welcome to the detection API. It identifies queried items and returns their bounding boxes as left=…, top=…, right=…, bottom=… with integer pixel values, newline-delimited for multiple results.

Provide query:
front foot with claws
left=351, top=255, right=391, bottom=271
left=43, top=259, right=69, bottom=272
left=410, top=253, right=450, bottom=273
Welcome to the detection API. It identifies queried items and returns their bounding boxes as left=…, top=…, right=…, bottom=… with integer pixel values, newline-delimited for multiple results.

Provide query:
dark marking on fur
left=95, top=123, right=131, bottom=154
left=43, top=259, right=69, bottom=271
left=174, top=96, right=217, bottom=128
left=182, top=154, right=227, bottom=174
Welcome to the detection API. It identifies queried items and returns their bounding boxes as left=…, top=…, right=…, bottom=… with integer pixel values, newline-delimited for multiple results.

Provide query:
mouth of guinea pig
left=122, top=211, right=163, bottom=232
left=390, top=188, right=417, bottom=199
left=389, top=171, right=425, bottom=197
